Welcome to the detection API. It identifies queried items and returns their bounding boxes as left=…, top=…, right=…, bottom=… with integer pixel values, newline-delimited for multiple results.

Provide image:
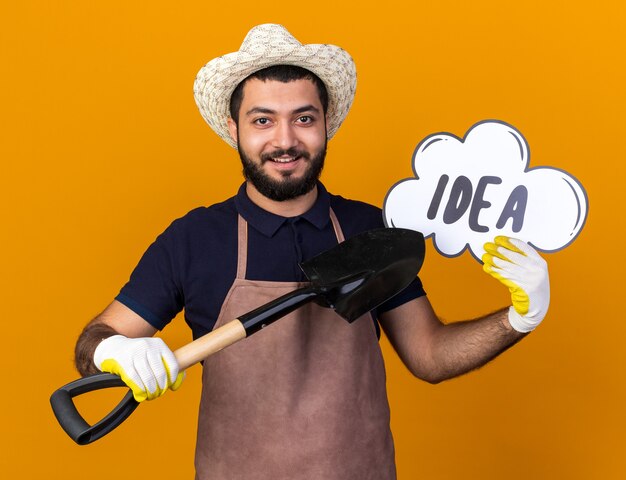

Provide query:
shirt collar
left=234, top=181, right=331, bottom=237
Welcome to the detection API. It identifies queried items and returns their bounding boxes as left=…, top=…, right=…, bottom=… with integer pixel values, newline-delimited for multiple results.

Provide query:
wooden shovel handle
left=173, top=319, right=246, bottom=371
left=173, top=286, right=318, bottom=371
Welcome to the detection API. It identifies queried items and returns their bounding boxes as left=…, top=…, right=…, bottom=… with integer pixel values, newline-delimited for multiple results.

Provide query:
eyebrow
left=245, top=104, right=321, bottom=116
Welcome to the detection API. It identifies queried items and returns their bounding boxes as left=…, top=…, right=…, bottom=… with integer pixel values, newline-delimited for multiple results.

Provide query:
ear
left=227, top=118, right=238, bottom=145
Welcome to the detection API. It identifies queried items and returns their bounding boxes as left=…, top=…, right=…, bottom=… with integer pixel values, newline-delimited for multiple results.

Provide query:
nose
left=272, top=122, right=298, bottom=150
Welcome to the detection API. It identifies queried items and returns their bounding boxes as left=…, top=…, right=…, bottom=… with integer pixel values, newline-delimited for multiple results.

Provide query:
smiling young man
left=74, top=24, right=550, bottom=479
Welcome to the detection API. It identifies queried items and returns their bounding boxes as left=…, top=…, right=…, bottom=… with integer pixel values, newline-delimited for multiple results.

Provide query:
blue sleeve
left=375, top=277, right=426, bottom=314
left=115, top=223, right=184, bottom=330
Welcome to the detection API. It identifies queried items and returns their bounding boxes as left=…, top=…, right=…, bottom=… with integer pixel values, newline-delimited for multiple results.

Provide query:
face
left=227, top=78, right=327, bottom=202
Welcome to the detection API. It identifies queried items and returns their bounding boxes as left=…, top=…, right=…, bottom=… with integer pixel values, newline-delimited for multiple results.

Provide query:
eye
left=253, top=117, right=271, bottom=126
left=297, top=115, right=313, bottom=124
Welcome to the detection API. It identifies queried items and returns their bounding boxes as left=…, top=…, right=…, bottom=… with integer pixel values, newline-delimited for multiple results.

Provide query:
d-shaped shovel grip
left=50, top=373, right=138, bottom=445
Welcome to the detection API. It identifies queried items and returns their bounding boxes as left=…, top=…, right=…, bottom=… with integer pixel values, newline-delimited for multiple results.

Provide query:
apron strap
left=236, top=207, right=345, bottom=280
left=236, top=214, right=248, bottom=279
left=328, top=207, right=344, bottom=243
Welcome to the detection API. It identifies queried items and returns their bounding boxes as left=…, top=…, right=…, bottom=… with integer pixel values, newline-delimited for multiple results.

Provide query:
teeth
left=273, top=157, right=296, bottom=163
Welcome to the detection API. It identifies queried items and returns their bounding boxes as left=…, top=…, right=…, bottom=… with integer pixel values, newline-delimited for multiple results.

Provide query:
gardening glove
left=93, top=335, right=184, bottom=402
left=482, top=236, right=550, bottom=333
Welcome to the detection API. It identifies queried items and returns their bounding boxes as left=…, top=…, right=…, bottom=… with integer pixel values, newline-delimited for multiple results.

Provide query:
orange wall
left=2, top=1, right=624, bottom=478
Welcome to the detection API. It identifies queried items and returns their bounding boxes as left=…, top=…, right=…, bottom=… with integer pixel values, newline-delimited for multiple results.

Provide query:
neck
left=245, top=182, right=319, bottom=217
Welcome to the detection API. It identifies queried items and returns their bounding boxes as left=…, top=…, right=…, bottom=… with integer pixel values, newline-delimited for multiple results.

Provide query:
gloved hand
left=93, top=335, right=184, bottom=402
left=482, top=236, right=550, bottom=333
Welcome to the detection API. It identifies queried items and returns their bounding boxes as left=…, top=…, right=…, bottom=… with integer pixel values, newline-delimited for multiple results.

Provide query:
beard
left=238, top=143, right=327, bottom=202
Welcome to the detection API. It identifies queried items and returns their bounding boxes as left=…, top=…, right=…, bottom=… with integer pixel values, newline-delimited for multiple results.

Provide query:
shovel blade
left=300, top=228, right=425, bottom=322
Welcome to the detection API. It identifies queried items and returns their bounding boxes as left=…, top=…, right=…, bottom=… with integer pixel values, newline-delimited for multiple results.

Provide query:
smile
left=270, top=155, right=300, bottom=164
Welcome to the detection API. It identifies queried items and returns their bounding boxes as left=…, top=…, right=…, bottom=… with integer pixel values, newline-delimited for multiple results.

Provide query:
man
left=74, top=24, right=549, bottom=479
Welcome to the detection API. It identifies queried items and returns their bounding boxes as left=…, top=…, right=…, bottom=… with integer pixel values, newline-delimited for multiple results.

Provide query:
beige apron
left=194, top=210, right=396, bottom=480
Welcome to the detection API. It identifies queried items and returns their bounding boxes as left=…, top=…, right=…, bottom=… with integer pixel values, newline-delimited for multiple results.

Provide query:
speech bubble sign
left=383, top=120, right=588, bottom=261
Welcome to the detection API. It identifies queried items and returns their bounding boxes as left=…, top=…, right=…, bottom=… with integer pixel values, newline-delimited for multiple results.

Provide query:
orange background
left=2, top=1, right=624, bottom=478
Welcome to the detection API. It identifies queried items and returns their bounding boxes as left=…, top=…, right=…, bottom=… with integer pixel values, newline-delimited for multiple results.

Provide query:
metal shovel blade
left=300, top=227, right=425, bottom=322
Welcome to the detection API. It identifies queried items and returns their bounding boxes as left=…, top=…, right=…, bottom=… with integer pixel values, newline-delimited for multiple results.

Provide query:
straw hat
left=193, top=24, right=356, bottom=149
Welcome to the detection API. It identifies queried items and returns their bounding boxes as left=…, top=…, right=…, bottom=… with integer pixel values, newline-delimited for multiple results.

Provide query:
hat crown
left=240, top=24, right=302, bottom=54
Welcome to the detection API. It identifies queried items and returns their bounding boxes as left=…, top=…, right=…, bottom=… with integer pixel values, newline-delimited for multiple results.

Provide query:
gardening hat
left=193, top=24, right=356, bottom=149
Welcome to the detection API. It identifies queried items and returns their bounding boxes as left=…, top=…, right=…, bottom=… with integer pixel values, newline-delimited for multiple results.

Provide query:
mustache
left=260, top=148, right=311, bottom=164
